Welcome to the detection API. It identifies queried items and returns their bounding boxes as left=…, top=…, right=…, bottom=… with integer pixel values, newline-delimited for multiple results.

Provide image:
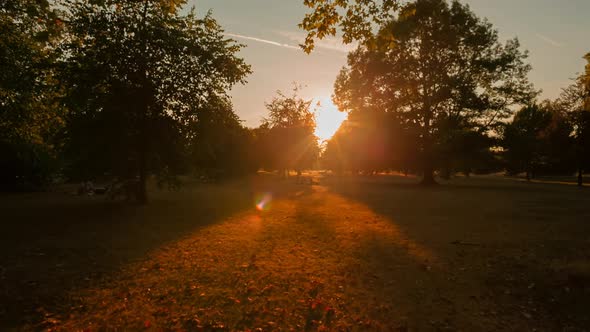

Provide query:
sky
left=189, top=0, right=590, bottom=138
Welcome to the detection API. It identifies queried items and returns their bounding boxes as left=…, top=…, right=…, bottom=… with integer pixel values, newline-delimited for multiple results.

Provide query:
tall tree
left=584, top=52, right=590, bottom=111
left=436, top=119, right=498, bottom=178
left=502, top=103, right=574, bottom=180
left=333, top=0, right=535, bottom=184
left=190, top=96, right=258, bottom=179
left=59, top=0, right=250, bottom=203
left=557, top=65, right=590, bottom=186
left=0, top=0, right=64, bottom=190
left=258, top=86, right=319, bottom=176
left=322, top=108, right=408, bottom=175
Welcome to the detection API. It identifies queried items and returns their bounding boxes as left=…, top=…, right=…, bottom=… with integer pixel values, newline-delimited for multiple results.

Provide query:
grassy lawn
left=1, top=174, right=590, bottom=331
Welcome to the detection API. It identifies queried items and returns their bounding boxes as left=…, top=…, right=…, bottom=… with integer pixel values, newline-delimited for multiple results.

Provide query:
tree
left=189, top=97, right=258, bottom=179
left=333, top=0, right=535, bottom=184
left=299, top=0, right=400, bottom=53
left=584, top=52, right=590, bottom=111
left=0, top=0, right=65, bottom=190
left=322, top=108, right=408, bottom=175
left=258, top=86, right=319, bottom=176
left=502, top=103, right=574, bottom=180
left=59, top=0, right=250, bottom=203
left=436, top=119, right=498, bottom=178
left=557, top=68, right=590, bottom=186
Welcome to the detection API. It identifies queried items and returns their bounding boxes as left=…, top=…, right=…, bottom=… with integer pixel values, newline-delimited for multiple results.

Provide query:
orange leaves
left=260, top=284, right=275, bottom=294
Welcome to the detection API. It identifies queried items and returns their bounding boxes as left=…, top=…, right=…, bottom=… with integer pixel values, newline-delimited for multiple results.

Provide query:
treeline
left=2, top=0, right=590, bottom=199
left=0, top=0, right=322, bottom=201
left=320, top=0, right=590, bottom=185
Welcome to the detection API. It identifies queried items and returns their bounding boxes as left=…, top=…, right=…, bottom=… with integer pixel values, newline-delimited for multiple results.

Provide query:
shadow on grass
left=322, top=174, right=590, bottom=330
left=0, top=174, right=305, bottom=330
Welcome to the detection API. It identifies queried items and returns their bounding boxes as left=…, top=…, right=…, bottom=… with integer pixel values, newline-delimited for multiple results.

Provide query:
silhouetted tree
left=190, top=97, right=258, bottom=179
left=0, top=0, right=64, bottom=190
left=584, top=52, right=590, bottom=111
left=333, top=0, right=535, bottom=184
left=557, top=69, right=590, bottom=186
left=322, top=108, right=407, bottom=175
left=258, top=86, right=319, bottom=177
left=502, top=103, right=573, bottom=180
left=59, top=0, right=250, bottom=203
left=436, top=120, right=497, bottom=178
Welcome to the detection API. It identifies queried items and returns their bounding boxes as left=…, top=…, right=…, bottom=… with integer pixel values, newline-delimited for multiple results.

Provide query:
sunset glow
left=314, top=97, right=347, bottom=141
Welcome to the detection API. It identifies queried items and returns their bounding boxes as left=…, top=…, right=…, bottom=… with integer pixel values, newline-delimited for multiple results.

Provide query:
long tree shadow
left=278, top=184, right=442, bottom=330
left=322, top=174, right=590, bottom=330
left=0, top=174, right=305, bottom=330
left=322, top=174, right=590, bottom=247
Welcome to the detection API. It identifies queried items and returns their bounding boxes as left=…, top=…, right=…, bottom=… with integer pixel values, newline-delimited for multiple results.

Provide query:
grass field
left=1, top=174, right=590, bottom=331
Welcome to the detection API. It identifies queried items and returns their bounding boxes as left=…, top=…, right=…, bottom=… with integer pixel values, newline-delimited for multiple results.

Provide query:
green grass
left=1, top=174, right=589, bottom=331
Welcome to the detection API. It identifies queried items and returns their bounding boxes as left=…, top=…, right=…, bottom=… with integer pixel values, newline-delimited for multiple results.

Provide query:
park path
left=48, top=181, right=518, bottom=331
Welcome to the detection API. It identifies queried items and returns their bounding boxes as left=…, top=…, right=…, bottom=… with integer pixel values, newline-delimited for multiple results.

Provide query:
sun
left=314, top=96, right=347, bottom=141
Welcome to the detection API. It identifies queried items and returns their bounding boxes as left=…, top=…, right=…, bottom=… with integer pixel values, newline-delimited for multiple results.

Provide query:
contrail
left=535, top=33, right=563, bottom=48
left=225, top=33, right=300, bottom=50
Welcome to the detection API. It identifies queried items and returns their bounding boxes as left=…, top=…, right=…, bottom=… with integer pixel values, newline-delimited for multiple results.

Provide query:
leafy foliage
left=331, top=0, right=534, bottom=183
left=323, top=109, right=409, bottom=174
left=257, top=86, right=320, bottom=174
left=59, top=0, right=251, bottom=201
left=584, top=52, right=590, bottom=111
left=189, top=97, right=259, bottom=179
left=0, top=0, right=64, bottom=190
left=556, top=72, right=590, bottom=184
left=299, top=0, right=400, bottom=53
left=502, top=103, right=574, bottom=179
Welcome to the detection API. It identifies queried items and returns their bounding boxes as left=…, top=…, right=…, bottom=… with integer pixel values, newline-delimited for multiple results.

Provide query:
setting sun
left=314, top=97, right=347, bottom=141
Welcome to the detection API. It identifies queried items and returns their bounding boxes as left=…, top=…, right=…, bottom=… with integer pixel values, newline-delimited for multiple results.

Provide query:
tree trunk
left=420, top=100, right=437, bottom=186
left=420, top=134, right=437, bottom=185
left=137, top=138, right=148, bottom=204
left=441, top=167, right=451, bottom=180
left=420, top=165, right=437, bottom=185
left=136, top=100, right=149, bottom=204
left=136, top=0, right=149, bottom=205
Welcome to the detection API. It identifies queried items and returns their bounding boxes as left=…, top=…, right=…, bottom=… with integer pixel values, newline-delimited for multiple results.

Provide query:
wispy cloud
left=276, top=30, right=357, bottom=54
left=535, top=33, right=564, bottom=48
left=225, top=33, right=299, bottom=50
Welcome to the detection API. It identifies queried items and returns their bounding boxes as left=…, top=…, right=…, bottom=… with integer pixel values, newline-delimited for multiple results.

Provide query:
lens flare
left=255, top=192, right=272, bottom=211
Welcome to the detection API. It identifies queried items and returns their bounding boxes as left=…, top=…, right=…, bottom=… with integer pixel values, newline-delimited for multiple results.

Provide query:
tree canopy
left=59, top=0, right=251, bottom=202
left=0, top=0, right=64, bottom=190
left=189, top=96, right=258, bottom=179
left=257, top=86, right=319, bottom=175
left=555, top=62, right=590, bottom=185
left=584, top=52, right=590, bottom=111
left=1, top=0, right=589, bottom=195
left=299, top=0, right=400, bottom=53
left=502, top=103, right=573, bottom=180
left=330, top=0, right=535, bottom=184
